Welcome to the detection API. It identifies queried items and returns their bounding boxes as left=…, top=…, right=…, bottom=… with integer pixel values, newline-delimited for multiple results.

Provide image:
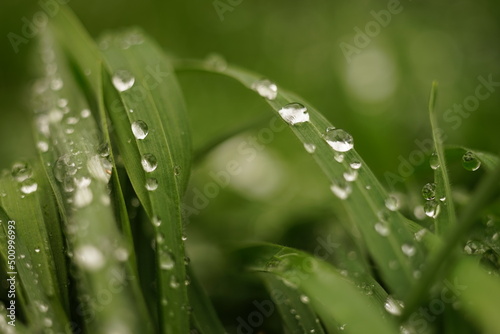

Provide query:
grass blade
left=174, top=59, right=426, bottom=298
left=234, top=244, right=399, bottom=334
left=100, top=32, right=192, bottom=333
left=262, top=274, right=326, bottom=334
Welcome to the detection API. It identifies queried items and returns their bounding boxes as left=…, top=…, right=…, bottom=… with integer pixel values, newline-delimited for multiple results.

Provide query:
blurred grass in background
left=1, top=0, right=499, bottom=331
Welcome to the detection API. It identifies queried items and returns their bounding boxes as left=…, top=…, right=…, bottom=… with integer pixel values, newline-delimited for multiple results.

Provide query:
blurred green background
left=1, top=0, right=499, bottom=331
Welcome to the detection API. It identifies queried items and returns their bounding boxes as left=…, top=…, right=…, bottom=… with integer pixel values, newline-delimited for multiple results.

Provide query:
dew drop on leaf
left=112, top=69, right=135, bottom=92
left=462, top=151, right=481, bottom=171
left=374, top=222, right=390, bottom=236
left=385, top=196, right=399, bottom=211
left=304, top=143, right=316, bottom=153
left=429, top=152, right=440, bottom=170
left=145, top=178, right=158, bottom=191
left=252, top=79, right=278, bottom=100
left=422, top=183, right=436, bottom=200
left=278, top=103, right=309, bottom=125
left=384, top=296, right=404, bottom=316
left=74, top=245, right=105, bottom=271
left=343, top=169, right=358, bottom=182
left=325, top=128, right=354, bottom=152
left=20, top=179, right=38, bottom=195
left=131, top=120, right=149, bottom=140
left=401, top=243, right=416, bottom=257
left=424, top=200, right=440, bottom=218
left=330, top=179, right=352, bottom=200
left=141, top=153, right=158, bottom=173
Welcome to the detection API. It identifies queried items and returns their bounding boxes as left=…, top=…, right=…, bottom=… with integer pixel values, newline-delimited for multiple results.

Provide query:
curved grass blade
left=33, top=30, right=150, bottom=333
left=187, top=266, right=227, bottom=334
left=445, top=146, right=499, bottom=172
left=100, top=32, right=191, bottom=333
left=174, top=59, right=426, bottom=298
left=453, top=259, right=500, bottom=333
left=428, top=81, right=457, bottom=235
left=234, top=244, right=399, bottom=334
left=262, top=274, right=326, bottom=334
left=0, top=203, right=69, bottom=333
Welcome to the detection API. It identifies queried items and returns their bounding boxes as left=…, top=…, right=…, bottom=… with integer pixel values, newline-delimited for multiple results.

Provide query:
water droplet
left=424, top=200, right=440, bottom=218
left=34, top=248, right=41, bottom=253
left=152, top=216, right=162, bottom=227
left=160, top=250, right=175, bottom=270
left=74, top=187, right=93, bottom=208
left=37, top=141, right=49, bottom=153
left=330, top=179, right=352, bottom=200
left=374, top=222, right=390, bottom=236
left=131, top=120, right=149, bottom=140
left=205, top=53, right=227, bottom=71
left=343, top=169, right=358, bottom=182
left=12, top=162, right=32, bottom=182
left=141, top=153, right=158, bottom=172
left=87, top=155, right=111, bottom=183
left=350, top=161, right=362, bottom=169
left=304, top=143, right=316, bottom=153
left=174, top=165, right=181, bottom=176
left=112, top=70, right=135, bottom=92
left=170, top=276, right=180, bottom=289
left=385, top=196, right=399, bottom=211
left=20, top=179, right=38, bottom=194
left=401, top=244, right=416, bottom=257
left=429, top=152, right=440, bottom=170
left=74, top=245, right=105, bottom=271
left=462, top=151, right=481, bottom=171
left=36, top=302, right=49, bottom=313
left=414, top=229, right=426, bottom=242
left=334, top=153, right=344, bottom=163
left=422, top=183, right=436, bottom=200
left=50, top=77, right=63, bottom=91
left=81, top=109, right=91, bottom=118
left=114, top=248, right=129, bottom=262
left=146, top=178, right=158, bottom=191
left=252, top=79, right=278, bottom=100
left=278, top=103, right=309, bottom=125
left=384, top=296, right=404, bottom=316
left=325, top=128, right=354, bottom=152
left=66, top=116, right=79, bottom=125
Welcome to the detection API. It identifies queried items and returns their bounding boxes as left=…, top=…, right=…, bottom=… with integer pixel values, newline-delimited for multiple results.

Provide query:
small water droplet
left=462, top=151, right=481, bottom=171
left=429, top=152, right=440, bottom=170
left=350, top=161, right=362, bottom=169
left=152, top=216, right=162, bottom=227
left=300, top=295, right=310, bottom=304
left=422, top=183, right=436, bottom=200
left=66, top=116, right=79, bottom=125
left=170, top=276, right=180, bottom=289
left=34, top=248, right=41, bottom=253
left=114, top=248, right=129, bottom=262
left=141, top=153, right=158, bottom=172
left=424, top=200, right=440, bottom=218
left=205, top=53, right=227, bottom=71
left=74, top=245, right=105, bottom=271
left=174, top=165, right=181, bottom=176
left=131, top=120, right=149, bottom=140
left=325, top=128, right=354, bottom=152
left=81, top=109, right=91, bottom=118
left=384, top=296, right=404, bottom=316
left=50, top=77, right=63, bottom=91
left=414, top=229, right=426, bottom=242
left=278, top=103, right=309, bottom=125
left=12, top=162, right=32, bottom=182
left=385, top=196, right=399, bottom=211
left=334, top=153, right=344, bottom=163
left=330, top=179, right=352, bottom=200
left=343, top=169, right=358, bottom=182
left=112, top=70, right=135, bottom=92
left=252, top=79, right=278, bottom=100
left=401, top=244, right=416, bottom=257
left=20, top=179, right=38, bottom=194
left=304, top=143, right=316, bottom=153
left=374, top=222, right=390, bottom=236
left=37, top=141, right=49, bottom=153
left=146, top=178, right=158, bottom=191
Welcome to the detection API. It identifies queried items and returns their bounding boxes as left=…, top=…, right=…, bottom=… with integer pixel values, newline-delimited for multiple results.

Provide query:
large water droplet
left=131, top=120, right=149, bottom=140
left=141, top=154, right=158, bottom=172
left=424, top=200, right=440, bottom=218
left=374, top=222, right=390, bottom=236
left=385, top=196, right=399, bottom=211
left=146, top=178, right=158, bottom=191
left=252, top=79, right=278, bottom=100
left=384, top=296, right=404, bottom=316
left=422, top=183, right=436, bottom=200
left=429, top=152, right=440, bottom=170
left=325, top=128, right=354, bottom=152
left=112, top=70, right=135, bottom=92
left=20, top=179, right=38, bottom=194
left=401, top=244, right=416, bottom=257
left=278, top=103, right=309, bottom=125
left=462, top=151, right=481, bottom=171
left=74, top=245, right=105, bottom=271
left=330, top=180, right=352, bottom=200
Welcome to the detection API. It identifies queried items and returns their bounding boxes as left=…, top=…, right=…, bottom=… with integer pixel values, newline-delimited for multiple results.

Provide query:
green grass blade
left=100, top=33, right=192, bottom=333
left=234, top=244, right=399, bottom=334
left=262, top=274, right=326, bottom=334
left=453, top=259, right=500, bottom=333
left=428, top=81, right=457, bottom=235
left=187, top=266, right=227, bottom=334
left=32, top=29, right=150, bottom=333
left=445, top=146, right=499, bottom=171
left=174, top=59, right=426, bottom=298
